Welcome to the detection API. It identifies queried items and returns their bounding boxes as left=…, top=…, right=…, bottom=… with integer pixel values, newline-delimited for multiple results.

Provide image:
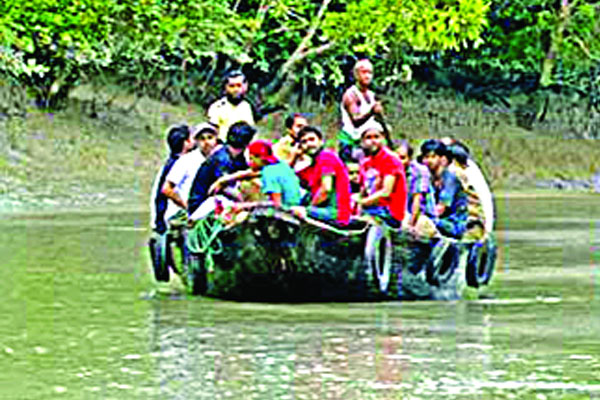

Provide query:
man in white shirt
left=207, top=70, right=255, bottom=142
left=161, top=123, right=219, bottom=212
left=339, top=59, right=384, bottom=163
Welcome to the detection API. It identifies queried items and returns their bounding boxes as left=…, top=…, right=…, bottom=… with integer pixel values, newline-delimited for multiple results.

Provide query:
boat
left=150, top=202, right=496, bottom=301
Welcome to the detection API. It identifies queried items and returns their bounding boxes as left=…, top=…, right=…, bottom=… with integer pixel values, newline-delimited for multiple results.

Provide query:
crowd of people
left=151, top=59, right=494, bottom=242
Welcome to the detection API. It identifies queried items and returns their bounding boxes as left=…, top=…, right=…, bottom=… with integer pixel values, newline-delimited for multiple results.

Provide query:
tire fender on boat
left=466, top=236, right=497, bottom=288
left=364, top=225, right=393, bottom=294
left=425, top=238, right=460, bottom=286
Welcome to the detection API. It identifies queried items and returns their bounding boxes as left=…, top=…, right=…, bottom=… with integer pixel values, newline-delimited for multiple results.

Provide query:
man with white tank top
left=339, top=59, right=384, bottom=163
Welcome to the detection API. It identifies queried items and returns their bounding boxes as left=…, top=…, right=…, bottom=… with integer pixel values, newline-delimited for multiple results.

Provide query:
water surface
left=1, top=194, right=599, bottom=399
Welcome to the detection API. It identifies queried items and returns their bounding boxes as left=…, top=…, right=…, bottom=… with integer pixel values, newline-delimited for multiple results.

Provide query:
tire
left=148, top=235, right=170, bottom=282
left=466, top=237, right=497, bottom=287
left=425, top=239, right=459, bottom=287
left=187, top=253, right=207, bottom=295
left=364, top=225, right=393, bottom=295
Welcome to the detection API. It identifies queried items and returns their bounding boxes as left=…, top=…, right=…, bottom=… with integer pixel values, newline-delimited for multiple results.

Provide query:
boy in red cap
left=247, top=140, right=301, bottom=208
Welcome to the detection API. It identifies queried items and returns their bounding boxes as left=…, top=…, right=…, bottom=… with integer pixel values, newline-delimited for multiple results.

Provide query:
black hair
left=398, top=140, right=413, bottom=158
left=284, top=113, right=305, bottom=130
left=167, top=124, right=190, bottom=155
left=226, top=121, right=256, bottom=149
left=449, top=143, right=469, bottom=165
left=223, top=69, right=246, bottom=86
left=420, top=139, right=450, bottom=158
left=297, top=125, right=323, bottom=141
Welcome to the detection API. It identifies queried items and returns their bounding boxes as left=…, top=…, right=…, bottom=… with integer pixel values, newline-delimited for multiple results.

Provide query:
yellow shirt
left=207, top=97, right=255, bottom=142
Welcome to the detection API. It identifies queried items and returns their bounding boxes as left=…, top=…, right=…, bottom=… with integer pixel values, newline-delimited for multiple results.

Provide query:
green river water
left=1, top=193, right=599, bottom=400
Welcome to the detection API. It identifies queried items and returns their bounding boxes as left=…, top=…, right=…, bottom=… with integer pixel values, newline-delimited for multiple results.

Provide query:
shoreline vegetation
left=1, top=85, right=599, bottom=213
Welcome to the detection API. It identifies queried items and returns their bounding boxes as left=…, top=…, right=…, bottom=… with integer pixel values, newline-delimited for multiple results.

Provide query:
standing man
left=356, top=124, right=406, bottom=228
left=161, top=123, right=219, bottom=211
left=339, top=59, right=384, bottom=163
left=292, top=126, right=351, bottom=225
left=150, top=124, right=193, bottom=235
left=420, top=139, right=468, bottom=239
left=187, top=122, right=256, bottom=218
left=207, top=70, right=255, bottom=143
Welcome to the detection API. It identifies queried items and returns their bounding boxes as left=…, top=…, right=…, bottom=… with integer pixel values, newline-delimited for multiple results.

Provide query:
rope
left=187, top=217, right=226, bottom=273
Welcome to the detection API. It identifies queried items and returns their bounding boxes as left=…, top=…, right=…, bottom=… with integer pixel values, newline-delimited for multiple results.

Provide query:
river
left=1, top=193, right=599, bottom=399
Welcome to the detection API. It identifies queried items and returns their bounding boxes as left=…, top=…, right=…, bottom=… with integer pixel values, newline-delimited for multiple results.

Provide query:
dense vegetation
left=0, top=1, right=597, bottom=124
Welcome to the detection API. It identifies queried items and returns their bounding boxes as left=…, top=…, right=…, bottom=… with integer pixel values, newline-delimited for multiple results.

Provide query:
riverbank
left=1, top=87, right=599, bottom=212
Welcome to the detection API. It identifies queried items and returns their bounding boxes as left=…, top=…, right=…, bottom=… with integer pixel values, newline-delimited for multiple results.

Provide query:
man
left=247, top=139, right=301, bottom=208
left=442, top=138, right=494, bottom=234
left=397, top=140, right=438, bottom=236
left=207, top=70, right=255, bottom=142
left=161, top=123, right=219, bottom=211
left=187, top=122, right=256, bottom=218
left=420, top=139, right=468, bottom=239
left=292, top=126, right=351, bottom=225
left=272, top=112, right=311, bottom=171
left=339, top=59, right=384, bottom=163
left=397, top=140, right=436, bottom=222
left=356, top=124, right=406, bottom=228
left=150, top=124, right=193, bottom=234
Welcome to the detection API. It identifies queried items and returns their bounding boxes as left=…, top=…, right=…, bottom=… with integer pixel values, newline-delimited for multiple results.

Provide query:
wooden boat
left=158, top=203, right=496, bottom=301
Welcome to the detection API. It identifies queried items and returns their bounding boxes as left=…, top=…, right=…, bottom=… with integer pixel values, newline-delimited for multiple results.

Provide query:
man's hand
left=208, top=179, right=224, bottom=196
left=290, top=206, right=307, bottom=220
left=372, top=101, right=384, bottom=116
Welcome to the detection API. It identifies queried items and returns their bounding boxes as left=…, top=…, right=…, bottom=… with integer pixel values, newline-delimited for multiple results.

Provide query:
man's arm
left=359, top=174, right=396, bottom=207
left=268, top=193, right=282, bottom=208
left=409, top=193, right=422, bottom=226
left=209, top=169, right=260, bottom=195
left=311, top=174, right=334, bottom=206
left=161, top=181, right=187, bottom=209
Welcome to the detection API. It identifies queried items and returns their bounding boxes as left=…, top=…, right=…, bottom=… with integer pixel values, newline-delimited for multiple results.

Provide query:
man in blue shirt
left=187, top=122, right=256, bottom=217
left=420, top=139, right=468, bottom=239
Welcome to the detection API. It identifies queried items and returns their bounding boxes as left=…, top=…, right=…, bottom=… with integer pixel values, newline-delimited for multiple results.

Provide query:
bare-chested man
left=339, top=59, right=384, bottom=163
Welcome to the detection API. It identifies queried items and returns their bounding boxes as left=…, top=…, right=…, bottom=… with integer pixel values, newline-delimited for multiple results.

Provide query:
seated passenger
left=443, top=138, right=494, bottom=234
left=247, top=140, right=301, bottom=208
left=161, top=123, right=219, bottom=212
left=355, top=124, right=406, bottom=228
left=187, top=122, right=256, bottom=219
left=150, top=124, right=193, bottom=234
left=420, top=139, right=468, bottom=239
left=291, top=126, right=351, bottom=225
left=272, top=113, right=311, bottom=171
left=396, top=140, right=437, bottom=235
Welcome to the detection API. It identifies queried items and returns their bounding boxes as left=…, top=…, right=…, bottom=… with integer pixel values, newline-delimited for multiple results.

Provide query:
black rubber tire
left=364, top=225, right=393, bottom=295
left=426, top=240, right=459, bottom=287
left=187, top=253, right=207, bottom=295
left=466, top=237, right=497, bottom=287
left=148, top=236, right=170, bottom=282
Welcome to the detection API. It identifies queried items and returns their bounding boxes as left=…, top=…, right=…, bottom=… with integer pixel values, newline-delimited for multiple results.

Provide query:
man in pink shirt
left=292, top=126, right=351, bottom=225
left=356, top=124, right=406, bottom=228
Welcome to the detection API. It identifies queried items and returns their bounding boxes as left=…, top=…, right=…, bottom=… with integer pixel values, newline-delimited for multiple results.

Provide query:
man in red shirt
left=356, top=124, right=406, bottom=228
left=291, top=126, right=351, bottom=225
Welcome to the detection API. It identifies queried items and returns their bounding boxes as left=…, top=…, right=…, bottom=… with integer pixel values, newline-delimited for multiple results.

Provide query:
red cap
left=248, top=140, right=278, bottom=164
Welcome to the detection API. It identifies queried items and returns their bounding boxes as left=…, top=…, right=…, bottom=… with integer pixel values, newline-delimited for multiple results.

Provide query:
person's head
left=247, top=139, right=278, bottom=171
left=226, top=121, right=256, bottom=151
left=396, top=140, right=413, bottom=169
left=166, top=124, right=192, bottom=156
left=353, top=59, right=374, bottom=88
left=360, top=122, right=386, bottom=156
left=420, top=139, right=448, bottom=174
left=284, top=113, right=309, bottom=139
left=346, top=159, right=360, bottom=192
left=223, top=70, right=248, bottom=105
left=297, top=125, right=324, bottom=157
left=449, top=141, right=470, bottom=166
left=193, top=122, right=219, bottom=157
